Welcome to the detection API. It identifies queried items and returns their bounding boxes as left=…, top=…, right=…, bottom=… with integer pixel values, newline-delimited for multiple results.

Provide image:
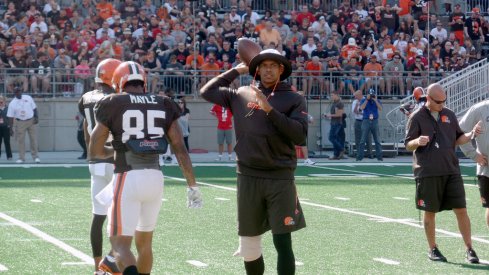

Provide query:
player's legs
left=273, top=233, right=295, bottom=275
left=89, top=163, right=114, bottom=270
left=453, top=208, right=473, bottom=249
left=26, top=122, right=38, bottom=159
left=423, top=211, right=437, bottom=249
left=16, top=120, right=28, bottom=161
left=110, top=235, right=137, bottom=273
left=135, top=230, right=154, bottom=274
left=477, top=176, right=489, bottom=228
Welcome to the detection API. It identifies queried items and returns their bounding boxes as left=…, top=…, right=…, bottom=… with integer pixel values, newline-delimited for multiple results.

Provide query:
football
left=237, top=38, right=262, bottom=66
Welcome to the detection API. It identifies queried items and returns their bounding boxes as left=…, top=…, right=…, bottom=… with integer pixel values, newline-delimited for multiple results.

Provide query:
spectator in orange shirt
left=341, top=38, right=361, bottom=61
left=363, top=55, right=384, bottom=94
left=381, top=36, right=397, bottom=60
left=305, top=56, right=324, bottom=98
left=199, top=56, right=220, bottom=88
left=185, top=47, right=204, bottom=70
left=96, top=0, right=114, bottom=21
left=259, top=20, right=281, bottom=48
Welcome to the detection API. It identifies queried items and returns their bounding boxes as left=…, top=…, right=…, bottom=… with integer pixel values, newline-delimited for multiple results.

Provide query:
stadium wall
left=9, top=99, right=402, bottom=153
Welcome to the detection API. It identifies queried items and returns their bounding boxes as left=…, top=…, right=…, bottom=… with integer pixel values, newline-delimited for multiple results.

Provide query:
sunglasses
left=429, top=96, right=446, bottom=104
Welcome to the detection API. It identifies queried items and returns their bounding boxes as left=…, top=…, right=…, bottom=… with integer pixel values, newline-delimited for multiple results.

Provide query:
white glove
left=187, top=186, right=203, bottom=208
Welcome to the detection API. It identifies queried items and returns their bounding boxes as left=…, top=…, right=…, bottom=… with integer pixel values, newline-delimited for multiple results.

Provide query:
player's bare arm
left=166, top=120, right=197, bottom=188
left=83, top=119, right=91, bottom=158
left=455, top=122, right=483, bottom=146
left=89, top=122, right=114, bottom=160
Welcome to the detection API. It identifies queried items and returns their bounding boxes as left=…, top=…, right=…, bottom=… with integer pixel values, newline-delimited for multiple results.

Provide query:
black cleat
left=466, top=248, right=479, bottom=264
left=428, top=246, right=447, bottom=262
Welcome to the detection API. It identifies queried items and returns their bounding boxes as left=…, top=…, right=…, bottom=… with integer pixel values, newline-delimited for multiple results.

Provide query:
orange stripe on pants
left=111, top=172, right=126, bottom=236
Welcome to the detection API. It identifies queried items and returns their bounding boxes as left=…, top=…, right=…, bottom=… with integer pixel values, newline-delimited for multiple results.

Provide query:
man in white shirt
left=430, top=20, right=448, bottom=43
left=29, top=14, right=48, bottom=34
left=7, top=78, right=40, bottom=164
left=96, top=21, right=115, bottom=40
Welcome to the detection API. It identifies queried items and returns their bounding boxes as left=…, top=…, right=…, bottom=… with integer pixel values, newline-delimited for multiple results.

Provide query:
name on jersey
left=130, top=95, right=157, bottom=104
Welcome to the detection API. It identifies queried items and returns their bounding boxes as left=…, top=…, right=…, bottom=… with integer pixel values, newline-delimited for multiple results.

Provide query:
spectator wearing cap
left=29, top=14, right=48, bottom=34
left=228, top=6, right=242, bottom=23
left=407, top=49, right=428, bottom=68
left=341, top=26, right=362, bottom=47
left=383, top=53, right=405, bottom=96
left=464, top=8, right=485, bottom=52
left=260, top=20, right=281, bottom=48
left=430, top=20, right=448, bottom=43
left=311, top=15, right=331, bottom=35
left=449, top=4, right=466, bottom=44
left=340, top=37, right=361, bottom=61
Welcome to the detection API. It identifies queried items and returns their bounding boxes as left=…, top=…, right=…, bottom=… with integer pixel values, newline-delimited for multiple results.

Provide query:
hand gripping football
left=237, top=38, right=262, bottom=66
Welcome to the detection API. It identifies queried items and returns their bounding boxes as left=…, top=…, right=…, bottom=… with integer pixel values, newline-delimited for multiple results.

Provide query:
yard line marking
left=215, top=197, right=230, bottom=201
left=334, top=197, right=350, bottom=201
left=295, top=261, right=304, bottom=266
left=186, top=260, right=208, bottom=267
left=61, top=262, right=90, bottom=266
left=393, top=197, right=409, bottom=200
left=300, top=201, right=489, bottom=245
left=309, top=174, right=377, bottom=178
left=309, top=166, right=478, bottom=187
left=0, top=212, right=92, bottom=264
left=0, top=263, right=7, bottom=271
left=30, top=199, right=42, bottom=203
left=373, top=258, right=400, bottom=265
left=166, top=176, right=489, bottom=245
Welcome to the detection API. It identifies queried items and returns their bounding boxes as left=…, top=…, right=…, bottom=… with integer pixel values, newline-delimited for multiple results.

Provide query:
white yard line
left=373, top=258, right=400, bottom=265
left=167, top=174, right=489, bottom=245
left=186, top=260, right=208, bottom=267
left=0, top=212, right=92, bottom=264
left=0, top=264, right=8, bottom=271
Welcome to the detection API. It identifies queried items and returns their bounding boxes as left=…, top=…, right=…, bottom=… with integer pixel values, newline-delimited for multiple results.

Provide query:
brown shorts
left=415, top=174, right=466, bottom=212
left=477, top=176, right=489, bottom=208
left=237, top=174, right=306, bottom=236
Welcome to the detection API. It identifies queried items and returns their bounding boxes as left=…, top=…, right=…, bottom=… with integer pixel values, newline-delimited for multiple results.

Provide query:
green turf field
left=1, top=164, right=489, bottom=274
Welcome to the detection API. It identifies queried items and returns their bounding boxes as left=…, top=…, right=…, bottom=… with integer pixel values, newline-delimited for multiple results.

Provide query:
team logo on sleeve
left=417, top=199, right=426, bottom=208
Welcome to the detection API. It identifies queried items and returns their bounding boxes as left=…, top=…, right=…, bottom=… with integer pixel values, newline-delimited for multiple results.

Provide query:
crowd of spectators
left=0, top=0, right=488, bottom=98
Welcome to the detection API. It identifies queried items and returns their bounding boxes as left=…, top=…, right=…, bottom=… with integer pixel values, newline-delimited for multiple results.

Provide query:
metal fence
left=0, top=67, right=455, bottom=99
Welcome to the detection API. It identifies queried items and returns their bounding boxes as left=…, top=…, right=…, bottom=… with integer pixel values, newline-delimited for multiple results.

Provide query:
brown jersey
left=94, top=93, right=181, bottom=173
left=78, top=89, right=114, bottom=163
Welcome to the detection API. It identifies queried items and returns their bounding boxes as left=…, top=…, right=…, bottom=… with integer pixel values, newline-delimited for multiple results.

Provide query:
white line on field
left=0, top=263, right=7, bottom=271
left=295, top=261, right=304, bottom=266
left=373, top=258, right=400, bottom=265
left=186, top=260, right=208, bottom=267
left=0, top=212, right=92, bottom=264
left=393, top=197, right=409, bottom=200
left=168, top=176, right=489, bottom=245
left=334, top=197, right=350, bottom=201
left=215, top=197, right=230, bottom=201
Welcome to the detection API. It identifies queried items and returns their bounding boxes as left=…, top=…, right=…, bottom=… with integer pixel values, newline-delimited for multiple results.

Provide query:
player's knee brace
left=233, top=235, right=262, bottom=261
